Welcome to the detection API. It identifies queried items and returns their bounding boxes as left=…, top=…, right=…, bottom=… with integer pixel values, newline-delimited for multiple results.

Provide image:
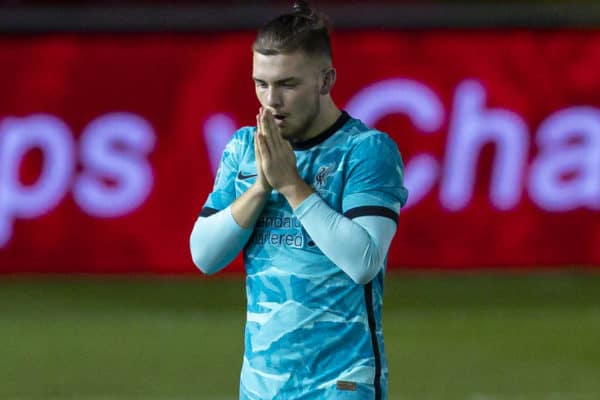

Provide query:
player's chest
left=235, top=149, right=347, bottom=210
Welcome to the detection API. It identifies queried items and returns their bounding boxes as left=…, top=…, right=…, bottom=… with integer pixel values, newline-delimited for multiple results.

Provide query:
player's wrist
left=278, top=178, right=314, bottom=210
left=251, top=180, right=272, bottom=197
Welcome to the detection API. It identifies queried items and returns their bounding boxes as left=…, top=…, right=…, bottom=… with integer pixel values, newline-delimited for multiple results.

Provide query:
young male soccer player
left=190, top=1, right=408, bottom=398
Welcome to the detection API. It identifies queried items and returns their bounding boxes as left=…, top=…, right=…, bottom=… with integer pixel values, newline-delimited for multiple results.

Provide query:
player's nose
left=266, top=87, right=283, bottom=108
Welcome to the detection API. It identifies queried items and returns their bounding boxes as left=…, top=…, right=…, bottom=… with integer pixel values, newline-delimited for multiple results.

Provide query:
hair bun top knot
left=292, top=0, right=312, bottom=15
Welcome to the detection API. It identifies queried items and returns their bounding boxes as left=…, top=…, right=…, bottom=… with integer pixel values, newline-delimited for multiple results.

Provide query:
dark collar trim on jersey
left=291, top=111, right=350, bottom=151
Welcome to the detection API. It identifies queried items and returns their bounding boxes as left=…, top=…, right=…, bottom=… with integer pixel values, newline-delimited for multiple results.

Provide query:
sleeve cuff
left=224, top=205, right=254, bottom=232
left=293, top=193, right=322, bottom=219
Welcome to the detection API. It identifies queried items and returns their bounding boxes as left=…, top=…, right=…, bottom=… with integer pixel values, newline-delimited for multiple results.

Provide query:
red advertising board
left=1, top=30, right=600, bottom=273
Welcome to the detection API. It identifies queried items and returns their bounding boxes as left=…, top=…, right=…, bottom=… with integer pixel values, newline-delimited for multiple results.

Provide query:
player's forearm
left=231, top=183, right=271, bottom=228
left=294, top=194, right=397, bottom=285
left=190, top=206, right=253, bottom=274
left=191, top=184, right=270, bottom=274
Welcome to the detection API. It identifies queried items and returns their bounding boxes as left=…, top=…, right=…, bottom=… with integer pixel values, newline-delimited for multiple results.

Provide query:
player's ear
left=320, top=67, right=336, bottom=95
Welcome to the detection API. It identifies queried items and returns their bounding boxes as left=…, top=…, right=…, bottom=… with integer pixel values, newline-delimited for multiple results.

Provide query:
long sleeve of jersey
left=189, top=206, right=253, bottom=274
left=294, top=193, right=397, bottom=285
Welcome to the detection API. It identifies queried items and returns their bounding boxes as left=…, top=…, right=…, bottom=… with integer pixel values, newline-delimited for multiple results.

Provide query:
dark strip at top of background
left=2, top=2, right=600, bottom=33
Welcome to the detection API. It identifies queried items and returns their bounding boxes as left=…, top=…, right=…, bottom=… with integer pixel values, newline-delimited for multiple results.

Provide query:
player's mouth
left=273, top=114, right=287, bottom=126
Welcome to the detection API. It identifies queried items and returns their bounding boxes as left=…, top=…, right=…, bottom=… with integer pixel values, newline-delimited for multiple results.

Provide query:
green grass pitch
left=1, top=271, right=599, bottom=400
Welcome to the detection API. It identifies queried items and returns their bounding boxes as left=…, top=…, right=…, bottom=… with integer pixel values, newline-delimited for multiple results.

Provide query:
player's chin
left=279, top=121, right=303, bottom=142
left=279, top=126, right=294, bottom=141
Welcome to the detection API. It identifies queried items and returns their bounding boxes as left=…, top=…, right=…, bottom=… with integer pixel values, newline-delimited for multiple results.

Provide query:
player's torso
left=232, top=121, right=388, bottom=398
left=235, top=130, right=350, bottom=276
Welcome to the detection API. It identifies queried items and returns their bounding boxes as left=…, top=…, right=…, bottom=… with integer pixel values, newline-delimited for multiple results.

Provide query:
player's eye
left=255, top=81, right=268, bottom=89
left=281, top=82, right=297, bottom=88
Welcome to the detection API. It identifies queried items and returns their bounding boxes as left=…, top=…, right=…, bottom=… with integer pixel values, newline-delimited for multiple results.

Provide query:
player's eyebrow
left=253, top=77, right=300, bottom=85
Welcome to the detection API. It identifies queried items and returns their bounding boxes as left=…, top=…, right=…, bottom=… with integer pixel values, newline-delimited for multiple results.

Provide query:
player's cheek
left=255, top=89, right=267, bottom=108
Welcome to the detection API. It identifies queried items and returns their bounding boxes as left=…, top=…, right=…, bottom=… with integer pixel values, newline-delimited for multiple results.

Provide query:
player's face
left=252, top=50, right=324, bottom=142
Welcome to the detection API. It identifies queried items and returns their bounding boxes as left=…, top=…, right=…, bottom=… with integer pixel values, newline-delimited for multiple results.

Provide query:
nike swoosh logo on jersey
left=237, top=171, right=257, bottom=180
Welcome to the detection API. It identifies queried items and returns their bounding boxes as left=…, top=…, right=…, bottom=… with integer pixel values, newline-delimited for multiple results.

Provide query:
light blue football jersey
left=201, top=112, right=408, bottom=399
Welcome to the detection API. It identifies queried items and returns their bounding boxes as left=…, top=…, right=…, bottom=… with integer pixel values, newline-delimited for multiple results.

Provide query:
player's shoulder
left=223, top=125, right=257, bottom=156
left=343, top=114, right=400, bottom=155
left=230, top=125, right=257, bottom=146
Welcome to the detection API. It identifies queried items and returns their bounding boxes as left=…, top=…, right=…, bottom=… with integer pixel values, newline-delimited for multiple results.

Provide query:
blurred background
left=1, top=0, right=600, bottom=399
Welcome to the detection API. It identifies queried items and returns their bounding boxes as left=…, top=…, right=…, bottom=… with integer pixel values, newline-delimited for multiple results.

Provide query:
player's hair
left=253, top=0, right=332, bottom=60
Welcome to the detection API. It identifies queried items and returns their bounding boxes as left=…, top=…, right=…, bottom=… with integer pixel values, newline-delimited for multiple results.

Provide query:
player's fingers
left=259, top=109, right=266, bottom=136
left=281, top=137, right=293, bottom=153
left=260, top=110, right=278, bottom=151
left=254, top=131, right=262, bottom=162
left=257, top=130, right=271, bottom=160
left=261, top=108, right=272, bottom=137
left=264, top=109, right=283, bottom=151
left=272, top=116, right=287, bottom=150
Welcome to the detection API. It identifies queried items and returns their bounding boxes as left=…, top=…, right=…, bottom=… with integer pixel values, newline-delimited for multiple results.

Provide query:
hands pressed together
left=254, top=108, right=297, bottom=192
left=253, top=108, right=314, bottom=208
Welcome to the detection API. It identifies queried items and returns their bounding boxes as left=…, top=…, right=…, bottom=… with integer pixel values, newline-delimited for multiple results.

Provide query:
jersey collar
left=291, top=111, right=350, bottom=151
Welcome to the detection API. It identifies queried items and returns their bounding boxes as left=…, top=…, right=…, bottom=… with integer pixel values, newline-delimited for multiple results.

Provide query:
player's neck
left=301, top=98, right=341, bottom=142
